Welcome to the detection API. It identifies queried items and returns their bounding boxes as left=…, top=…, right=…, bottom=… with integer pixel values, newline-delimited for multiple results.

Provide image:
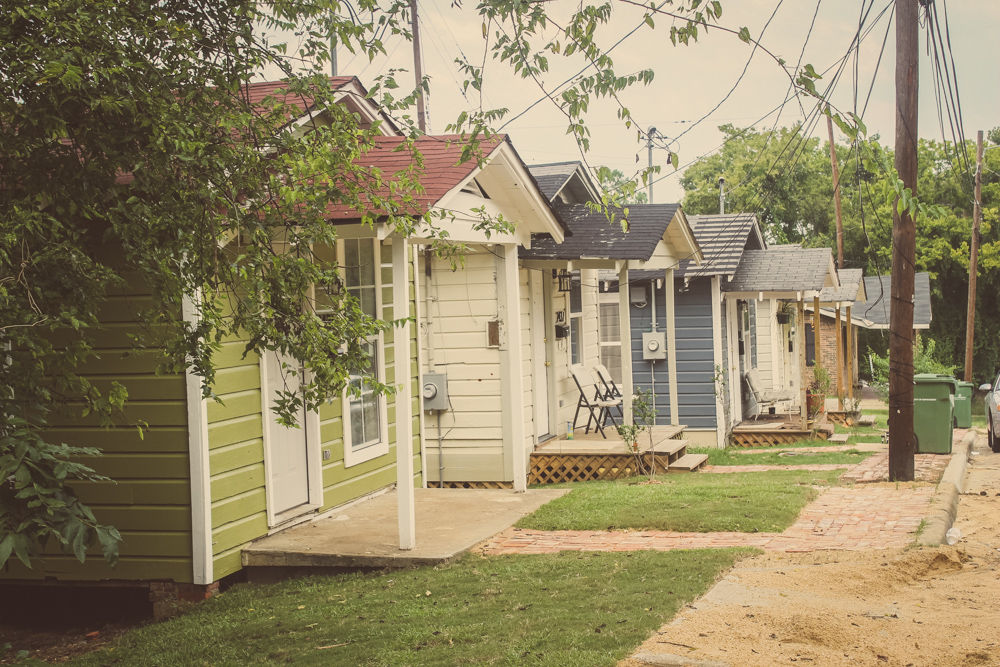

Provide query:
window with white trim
left=340, top=238, right=388, bottom=467
left=569, top=270, right=583, bottom=365
left=598, top=295, right=622, bottom=384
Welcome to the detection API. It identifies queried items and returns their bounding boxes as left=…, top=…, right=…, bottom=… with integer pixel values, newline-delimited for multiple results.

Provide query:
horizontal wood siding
left=673, top=279, right=718, bottom=428
left=0, top=274, right=193, bottom=583
left=319, top=241, right=422, bottom=510
left=420, top=251, right=505, bottom=482
left=207, top=332, right=267, bottom=580
left=629, top=279, right=672, bottom=425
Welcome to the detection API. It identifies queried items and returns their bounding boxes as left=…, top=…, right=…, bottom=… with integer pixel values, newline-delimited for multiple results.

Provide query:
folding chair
left=744, top=367, right=797, bottom=419
left=593, top=364, right=624, bottom=419
left=570, top=364, right=622, bottom=438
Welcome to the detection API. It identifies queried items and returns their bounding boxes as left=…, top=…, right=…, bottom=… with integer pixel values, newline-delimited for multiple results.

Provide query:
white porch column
left=710, top=277, right=725, bottom=449
left=797, top=298, right=809, bottom=431
left=497, top=245, right=527, bottom=492
left=618, top=266, right=633, bottom=425
left=726, top=298, right=742, bottom=423
left=392, top=237, right=415, bottom=549
left=182, top=292, right=213, bottom=585
left=664, top=268, right=679, bottom=426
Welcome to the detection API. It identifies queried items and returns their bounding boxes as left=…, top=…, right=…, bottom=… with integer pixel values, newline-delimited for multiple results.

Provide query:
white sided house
left=334, top=136, right=572, bottom=492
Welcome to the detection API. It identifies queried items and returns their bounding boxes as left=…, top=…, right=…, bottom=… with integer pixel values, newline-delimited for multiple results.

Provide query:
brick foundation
left=149, top=581, right=220, bottom=619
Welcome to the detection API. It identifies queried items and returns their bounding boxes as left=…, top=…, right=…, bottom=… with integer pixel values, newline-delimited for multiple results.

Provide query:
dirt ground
left=621, top=432, right=1000, bottom=667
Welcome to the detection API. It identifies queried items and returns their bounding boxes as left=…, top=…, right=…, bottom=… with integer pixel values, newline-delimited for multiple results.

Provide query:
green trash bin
left=912, top=374, right=955, bottom=453
left=954, top=381, right=974, bottom=429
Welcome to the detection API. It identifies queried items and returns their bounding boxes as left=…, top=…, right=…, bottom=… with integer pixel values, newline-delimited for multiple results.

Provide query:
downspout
left=649, top=280, right=658, bottom=423
left=422, top=247, right=444, bottom=485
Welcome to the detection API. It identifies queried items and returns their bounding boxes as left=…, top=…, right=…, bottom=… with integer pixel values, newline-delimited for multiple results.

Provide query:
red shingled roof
left=241, top=77, right=357, bottom=113
left=326, top=134, right=505, bottom=219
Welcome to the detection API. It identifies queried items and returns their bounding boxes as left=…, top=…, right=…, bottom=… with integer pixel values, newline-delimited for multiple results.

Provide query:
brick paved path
left=702, top=464, right=847, bottom=473
left=482, top=486, right=936, bottom=555
left=484, top=428, right=969, bottom=556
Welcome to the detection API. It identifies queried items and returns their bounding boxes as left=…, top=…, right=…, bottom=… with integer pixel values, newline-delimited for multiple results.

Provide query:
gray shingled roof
left=843, top=273, right=933, bottom=329
left=520, top=203, right=680, bottom=261
left=723, top=247, right=833, bottom=293
left=675, top=213, right=762, bottom=280
left=527, top=162, right=581, bottom=201
left=818, top=268, right=864, bottom=303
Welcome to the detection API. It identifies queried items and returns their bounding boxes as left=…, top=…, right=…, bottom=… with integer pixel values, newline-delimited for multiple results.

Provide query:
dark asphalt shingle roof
left=818, top=268, right=864, bottom=303
left=723, top=247, right=833, bottom=293
left=844, top=273, right=933, bottom=329
left=520, top=203, right=680, bottom=261
left=527, top=162, right=580, bottom=201
left=676, top=213, right=762, bottom=280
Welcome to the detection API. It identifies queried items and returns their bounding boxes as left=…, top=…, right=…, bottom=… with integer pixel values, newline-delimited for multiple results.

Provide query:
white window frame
left=597, top=292, right=622, bottom=384
left=568, top=269, right=584, bottom=366
left=338, top=238, right=390, bottom=468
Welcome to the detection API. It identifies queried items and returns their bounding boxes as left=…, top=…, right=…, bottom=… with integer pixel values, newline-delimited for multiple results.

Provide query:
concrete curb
left=916, top=430, right=977, bottom=547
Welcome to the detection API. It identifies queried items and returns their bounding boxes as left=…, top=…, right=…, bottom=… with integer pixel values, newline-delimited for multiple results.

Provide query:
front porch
left=242, top=487, right=567, bottom=582
left=528, top=425, right=707, bottom=484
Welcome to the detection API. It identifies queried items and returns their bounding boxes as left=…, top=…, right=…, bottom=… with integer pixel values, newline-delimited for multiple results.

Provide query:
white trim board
left=182, top=293, right=213, bottom=585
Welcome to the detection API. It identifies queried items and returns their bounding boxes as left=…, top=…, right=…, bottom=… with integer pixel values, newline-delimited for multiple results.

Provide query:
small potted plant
left=807, top=365, right=832, bottom=420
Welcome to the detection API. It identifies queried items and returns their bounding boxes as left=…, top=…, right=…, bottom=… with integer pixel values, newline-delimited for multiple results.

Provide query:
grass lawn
left=689, top=446, right=873, bottom=467
left=67, top=550, right=755, bottom=667
left=520, top=470, right=842, bottom=533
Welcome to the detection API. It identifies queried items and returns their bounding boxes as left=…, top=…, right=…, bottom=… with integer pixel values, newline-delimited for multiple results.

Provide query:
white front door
left=264, top=351, right=311, bottom=515
left=530, top=271, right=551, bottom=441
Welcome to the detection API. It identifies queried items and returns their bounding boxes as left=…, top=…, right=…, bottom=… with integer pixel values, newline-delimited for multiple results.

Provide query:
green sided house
left=0, top=78, right=423, bottom=610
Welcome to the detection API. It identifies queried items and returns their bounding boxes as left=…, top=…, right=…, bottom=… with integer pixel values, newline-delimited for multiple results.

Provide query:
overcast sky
left=272, top=0, right=1000, bottom=203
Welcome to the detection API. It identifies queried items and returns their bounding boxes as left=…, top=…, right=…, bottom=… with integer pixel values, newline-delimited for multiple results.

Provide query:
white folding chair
left=570, top=364, right=622, bottom=438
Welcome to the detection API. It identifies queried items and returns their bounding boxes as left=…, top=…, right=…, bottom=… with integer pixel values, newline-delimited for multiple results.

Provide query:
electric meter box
left=642, top=332, right=667, bottom=360
left=422, top=373, right=449, bottom=411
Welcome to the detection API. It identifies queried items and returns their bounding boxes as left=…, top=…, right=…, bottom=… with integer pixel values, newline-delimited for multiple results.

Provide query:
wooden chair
left=570, top=364, right=622, bottom=438
left=744, top=367, right=797, bottom=420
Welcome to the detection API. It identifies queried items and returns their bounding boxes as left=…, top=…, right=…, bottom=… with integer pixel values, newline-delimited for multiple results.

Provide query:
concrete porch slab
left=242, top=488, right=568, bottom=573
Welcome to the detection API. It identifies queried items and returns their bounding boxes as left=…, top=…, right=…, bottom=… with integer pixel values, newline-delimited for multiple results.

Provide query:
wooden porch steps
left=668, top=453, right=709, bottom=472
left=827, top=433, right=850, bottom=444
left=653, top=438, right=689, bottom=463
left=816, top=423, right=836, bottom=440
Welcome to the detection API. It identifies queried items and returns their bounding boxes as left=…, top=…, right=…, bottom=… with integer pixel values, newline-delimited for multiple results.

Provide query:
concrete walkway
left=243, top=488, right=567, bottom=576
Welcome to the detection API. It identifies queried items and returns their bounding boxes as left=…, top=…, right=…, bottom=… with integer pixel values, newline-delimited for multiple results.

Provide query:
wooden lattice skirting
left=528, top=452, right=668, bottom=485
left=826, top=411, right=860, bottom=426
left=730, top=430, right=814, bottom=447
left=427, top=481, right=514, bottom=490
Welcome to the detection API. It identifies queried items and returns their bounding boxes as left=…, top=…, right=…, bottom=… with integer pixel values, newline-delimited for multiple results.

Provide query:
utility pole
left=888, top=0, right=919, bottom=482
left=410, top=0, right=427, bottom=133
left=964, top=130, right=985, bottom=382
left=647, top=127, right=656, bottom=204
left=827, top=115, right=844, bottom=269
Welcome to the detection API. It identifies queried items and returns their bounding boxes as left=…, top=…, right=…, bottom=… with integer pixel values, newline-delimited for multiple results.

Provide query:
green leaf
left=0, top=534, right=14, bottom=566
left=738, top=27, right=751, bottom=43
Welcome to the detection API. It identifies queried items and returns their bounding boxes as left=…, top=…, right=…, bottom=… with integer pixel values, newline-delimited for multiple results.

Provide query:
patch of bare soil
left=0, top=624, right=136, bottom=665
left=620, top=436, right=1000, bottom=667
